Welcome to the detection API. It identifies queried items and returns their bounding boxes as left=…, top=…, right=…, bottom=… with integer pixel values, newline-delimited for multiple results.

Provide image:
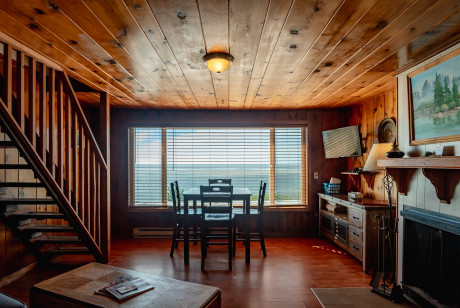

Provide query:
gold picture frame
left=408, top=47, right=460, bottom=145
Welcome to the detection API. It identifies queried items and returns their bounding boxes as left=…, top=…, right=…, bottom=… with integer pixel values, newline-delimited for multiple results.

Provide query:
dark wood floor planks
left=0, top=238, right=372, bottom=307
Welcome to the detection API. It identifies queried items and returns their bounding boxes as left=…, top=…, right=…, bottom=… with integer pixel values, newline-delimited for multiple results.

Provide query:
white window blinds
left=167, top=128, right=270, bottom=204
left=129, top=128, right=162, bottom=205
left=274, top=128, right=303, bottom=204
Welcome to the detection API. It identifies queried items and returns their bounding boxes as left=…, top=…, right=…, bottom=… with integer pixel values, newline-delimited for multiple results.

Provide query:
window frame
left=128, top=126, right=307, bottom=208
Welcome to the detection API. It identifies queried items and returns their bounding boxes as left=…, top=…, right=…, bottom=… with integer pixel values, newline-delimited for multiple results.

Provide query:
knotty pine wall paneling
left=110, top=109, right=346, bottom=238
left=346, top=86, right=397, bottom=201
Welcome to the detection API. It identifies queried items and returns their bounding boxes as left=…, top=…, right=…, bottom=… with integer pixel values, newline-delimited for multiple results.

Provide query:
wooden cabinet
left=318, top=193, right=391, bottom=272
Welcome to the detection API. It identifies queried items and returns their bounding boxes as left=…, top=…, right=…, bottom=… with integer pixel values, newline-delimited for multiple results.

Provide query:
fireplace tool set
left=370, top=172, right=404, bottom=302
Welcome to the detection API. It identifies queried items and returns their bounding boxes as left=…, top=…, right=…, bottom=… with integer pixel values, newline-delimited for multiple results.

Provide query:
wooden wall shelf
left=341, top=171, right=376, bottom=190
left=377, top=157, right=460, bottom=204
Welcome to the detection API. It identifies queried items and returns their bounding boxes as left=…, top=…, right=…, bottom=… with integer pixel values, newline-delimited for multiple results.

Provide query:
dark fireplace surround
left=402, top=207, right=460, bottom=308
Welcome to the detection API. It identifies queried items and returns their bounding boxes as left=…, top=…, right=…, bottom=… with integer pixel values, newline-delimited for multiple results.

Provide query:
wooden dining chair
left=200, top=185, right=235, bottom=271
left=234, top=181, right=267, bottom=257
left=169, top=181, right=201, bottom=257
left=208, top=178, right=232, bottom=185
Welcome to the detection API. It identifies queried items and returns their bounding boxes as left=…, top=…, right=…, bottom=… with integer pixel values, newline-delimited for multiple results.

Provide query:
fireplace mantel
left=377, top=157, right=460, bottom=204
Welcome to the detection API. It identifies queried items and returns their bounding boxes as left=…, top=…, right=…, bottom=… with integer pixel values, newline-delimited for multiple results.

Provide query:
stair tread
left=0, top=141, right=16, bottom=147
left=18, top=224, right=74, bottom=232
left=0, top=164, right=30, bottom=169
left=0, top=198, right=55, bottom=205
left=0, top=182, right=43, bottom=187
left=48, top=246, right=88, bottom=251
left=44, top=246, right=90, bottom=255
left=31, top=235, right=81, bottom=244
left=5, top=211, right=64, bottom=219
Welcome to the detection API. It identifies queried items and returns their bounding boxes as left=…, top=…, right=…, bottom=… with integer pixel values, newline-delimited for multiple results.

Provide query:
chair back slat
left=174, top=181, right=181, bottom=212
left=200, top=185, right=233, bottom=214
left=170, top=181, right=181, bottom=213
left=258, top=181, right=267, bottom=214
left=208, top=178, right=232, bottom=185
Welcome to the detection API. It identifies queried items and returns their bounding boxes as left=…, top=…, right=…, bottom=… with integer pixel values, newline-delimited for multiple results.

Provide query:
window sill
left=127, top=205, right=310, bottom=213
left=264, top=205, right=309, bottom=212
left=127, top=206, right=173, bottom=213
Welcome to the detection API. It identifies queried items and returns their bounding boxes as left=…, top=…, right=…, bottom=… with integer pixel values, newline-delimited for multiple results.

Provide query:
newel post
left=99, top=92, right=110, bottom=262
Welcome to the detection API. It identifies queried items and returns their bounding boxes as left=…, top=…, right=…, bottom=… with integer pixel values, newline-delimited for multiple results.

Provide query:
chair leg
left=201, top=225, right=207, bottom=271
left=232, top=225, right=236, bottom=257
left=228, top=226, right=232, bottom=271
left=258, top=217, right=267, bottom=257
left=170, top=224, right=177, bottom=257
left=175, top=224, right=181, bottom=249
left=193, top=225, right=198, bottom=245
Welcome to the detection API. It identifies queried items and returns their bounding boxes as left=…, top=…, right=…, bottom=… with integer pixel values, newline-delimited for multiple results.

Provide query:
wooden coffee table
left=30, top=262, right=221, bottom=308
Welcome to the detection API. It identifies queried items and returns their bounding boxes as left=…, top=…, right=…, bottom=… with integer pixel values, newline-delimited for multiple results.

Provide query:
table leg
left=245, top=196, right=250, bottom=264
left=184, top=197, right=190, bottom=265
left=193, top=200, right=198, bottom=244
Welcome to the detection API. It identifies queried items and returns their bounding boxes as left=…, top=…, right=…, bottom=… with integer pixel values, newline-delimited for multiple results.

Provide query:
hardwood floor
left=0, top=237, right=372, bottom=307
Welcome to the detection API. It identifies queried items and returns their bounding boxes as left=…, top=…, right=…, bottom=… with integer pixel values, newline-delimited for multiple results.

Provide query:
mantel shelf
left=377, top=156, right=460, bottom=169
left=377, top=156, right=460, bottom=204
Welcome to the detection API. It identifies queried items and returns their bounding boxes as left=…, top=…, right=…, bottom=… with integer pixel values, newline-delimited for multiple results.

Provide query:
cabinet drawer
left=349, top=209, right=363, bottom=229
left=349, top=240, right=363, bottom=260
left=334, top=220, right=348, bottom=245
left=349, top=226, right=363, bottom=243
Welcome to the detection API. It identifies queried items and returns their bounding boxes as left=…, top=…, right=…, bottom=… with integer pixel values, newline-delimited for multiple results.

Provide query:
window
left=129, top=127, right=306, bottom=206
left=128, top=128, right=162, bottom=205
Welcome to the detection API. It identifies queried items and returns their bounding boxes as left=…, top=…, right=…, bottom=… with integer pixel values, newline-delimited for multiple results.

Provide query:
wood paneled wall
left=345, top=84, right=397, bottom=200
left=110, top=109, right=346, bottom=237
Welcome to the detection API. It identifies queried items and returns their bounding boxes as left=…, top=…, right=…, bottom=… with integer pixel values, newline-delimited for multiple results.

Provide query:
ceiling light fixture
left=203, top=52, right=234, bottom=73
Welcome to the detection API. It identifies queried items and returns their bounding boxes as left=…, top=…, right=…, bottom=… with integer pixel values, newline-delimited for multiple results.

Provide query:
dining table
left=182, top=187, right=252, bottom=265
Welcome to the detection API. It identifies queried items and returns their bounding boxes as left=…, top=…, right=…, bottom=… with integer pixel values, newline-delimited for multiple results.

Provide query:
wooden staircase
left=0, top=156, right=89, bottom=258
left=0, top=40, right=109, bottom=262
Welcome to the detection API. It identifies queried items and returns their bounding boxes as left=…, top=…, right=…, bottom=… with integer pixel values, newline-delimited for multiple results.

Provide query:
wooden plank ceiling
left=1, top=0, right=460, bottom=109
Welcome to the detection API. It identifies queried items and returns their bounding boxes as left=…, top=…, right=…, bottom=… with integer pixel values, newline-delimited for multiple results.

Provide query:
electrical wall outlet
left=314, top=172, right=319, bottom=179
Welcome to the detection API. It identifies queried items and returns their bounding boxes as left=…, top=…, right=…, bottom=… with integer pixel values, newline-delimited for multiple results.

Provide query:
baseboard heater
left=133, top=227, right=173, bottom=238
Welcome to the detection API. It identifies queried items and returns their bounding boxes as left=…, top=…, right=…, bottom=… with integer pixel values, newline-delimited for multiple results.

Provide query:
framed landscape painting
left=408, top=48, right=460, bottom=145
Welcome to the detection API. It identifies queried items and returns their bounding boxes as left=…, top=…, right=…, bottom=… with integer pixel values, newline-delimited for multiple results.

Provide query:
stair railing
left=0, top=41, right=109, bottom=262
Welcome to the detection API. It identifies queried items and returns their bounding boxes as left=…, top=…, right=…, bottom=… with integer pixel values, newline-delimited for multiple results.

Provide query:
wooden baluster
left=27, top=57, right=36, bottom=148
left=96, top=162, right=101, bottom=246
left=65, top=93, right=71, bottom=201
left=38, top=63, right=47, bottom=162
left=3, top=44, right=12, bottom=112
left=90, top=151, right=96, bottom=238
left=16, top=50, right=25, bottom=130
left=85, top=137, right=90, bottom=229
left=72, top=113, right=78, bottom=213
left=57, top=78, right=64, bottom=189
left=79, top=123, right=84, bottom=222
left=99, top=92, right=110, bottom=262
left=48, top=69, right=55, bottom=177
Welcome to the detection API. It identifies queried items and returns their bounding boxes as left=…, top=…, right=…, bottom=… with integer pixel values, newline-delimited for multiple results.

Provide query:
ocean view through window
left=129, top=127, right=307, bottom=206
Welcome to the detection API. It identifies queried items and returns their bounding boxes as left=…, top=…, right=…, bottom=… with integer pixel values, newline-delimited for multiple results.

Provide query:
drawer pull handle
left=352, top=231, right=358, bottom=236
left=352, top=246, right=359, bottom=250
left=352, top=216, right=360, bottom=220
